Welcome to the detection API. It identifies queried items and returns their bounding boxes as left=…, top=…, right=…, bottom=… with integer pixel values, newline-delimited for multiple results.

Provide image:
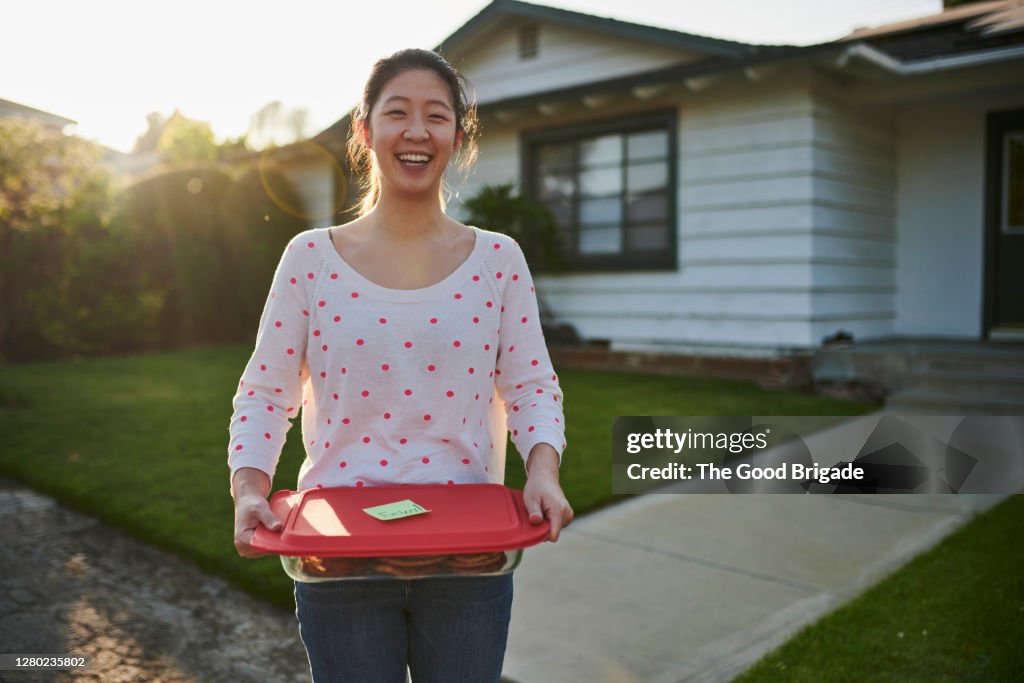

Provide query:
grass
left=732, top=494, right=1024, bottom=683
left=0, top=343, right=876, bottom=610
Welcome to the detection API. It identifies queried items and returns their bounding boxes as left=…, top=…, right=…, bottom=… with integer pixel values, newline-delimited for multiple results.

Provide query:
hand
left=523, top=445, right=573, bottom=542
left=233, top=493, right=282, bottom=558
left=231, top=467, right=281, bottom=559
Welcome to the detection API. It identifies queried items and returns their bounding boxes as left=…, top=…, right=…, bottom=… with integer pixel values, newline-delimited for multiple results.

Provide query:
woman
left=226, top=48, right=572, bottom=682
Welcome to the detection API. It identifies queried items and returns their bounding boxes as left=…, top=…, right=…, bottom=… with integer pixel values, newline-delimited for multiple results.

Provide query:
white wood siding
left=457, top=75, right=839, bottom=357
left=806, top=85, right=898, bottom=346
left=280, top=158, right=336, bottom=229
left=894, top=90, right=1024, bottom=338
left=449, top=126, right=520, bottom=220
left=451, top=63, right=1024, bottom=354
left=620, top=77, right=826, bottom=355
left=454, top=21, right=700, bottom=105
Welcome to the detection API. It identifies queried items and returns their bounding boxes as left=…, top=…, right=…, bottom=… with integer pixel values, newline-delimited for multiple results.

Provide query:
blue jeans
left=294, top=573, right=514, bottom=682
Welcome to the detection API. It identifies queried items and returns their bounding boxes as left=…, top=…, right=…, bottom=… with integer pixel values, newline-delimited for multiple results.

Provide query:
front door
left=985, top=108, right=1024, bottom=338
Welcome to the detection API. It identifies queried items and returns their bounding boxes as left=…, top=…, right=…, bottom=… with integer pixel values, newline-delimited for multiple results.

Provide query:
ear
left=454, top=130, right=463, bottom=150
left=356, top=118, right=371, bottom=145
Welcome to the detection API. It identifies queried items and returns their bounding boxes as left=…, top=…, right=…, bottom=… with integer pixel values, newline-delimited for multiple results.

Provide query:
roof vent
left=518, top=24, right=539, bottom=60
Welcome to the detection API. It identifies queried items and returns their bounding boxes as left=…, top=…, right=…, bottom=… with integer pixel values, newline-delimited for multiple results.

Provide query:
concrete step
left=813, top=347, right=905, bottom=384
left=912, top=352, right=1024, bottom=377
left=885, top=387, right=1024, bottom=415
left=814, top=344, right=1024, bottom=397
left=905, top=370, right=1024, bottom=399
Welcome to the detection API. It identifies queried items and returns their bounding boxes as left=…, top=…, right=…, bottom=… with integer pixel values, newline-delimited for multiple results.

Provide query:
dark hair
left=346, top=48, right=479, bottom=216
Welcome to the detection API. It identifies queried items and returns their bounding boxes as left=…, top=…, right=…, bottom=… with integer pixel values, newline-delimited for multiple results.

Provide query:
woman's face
left=366, top=68, right=458, bottom=201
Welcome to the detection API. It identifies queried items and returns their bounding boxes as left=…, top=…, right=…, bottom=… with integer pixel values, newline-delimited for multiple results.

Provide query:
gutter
left=835, top=41, right=1024, bottom=75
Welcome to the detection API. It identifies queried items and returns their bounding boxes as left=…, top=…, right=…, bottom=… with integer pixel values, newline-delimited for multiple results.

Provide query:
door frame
left=982, top=107, right=1024, bottom=340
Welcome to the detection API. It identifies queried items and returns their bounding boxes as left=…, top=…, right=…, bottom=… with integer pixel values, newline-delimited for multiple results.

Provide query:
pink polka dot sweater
left=226, top=226, right=566, bottom=491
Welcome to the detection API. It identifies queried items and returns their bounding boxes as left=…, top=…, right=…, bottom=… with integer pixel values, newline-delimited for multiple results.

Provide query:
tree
left=135, top=110, right=251, bottom=163
left=156, top=110, right=219, bottom=165
left=463, top=184, right=580, bottom=345
left=0, top=118, right=159, bottom=360
left=246, top=100, right=311, bottom=150
left=462, top=183, right=566, bottom=273
left=133, top=111, right=168, bottom=154
left=113, top=162, right=307, bottom=348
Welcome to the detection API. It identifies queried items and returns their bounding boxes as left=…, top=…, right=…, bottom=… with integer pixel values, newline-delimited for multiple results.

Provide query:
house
left=0, top=97, right=75, bottom=132
left=0, top=97, right=167, bottom=179
left=228, top=136, right=349, bottom=228
left=308, top=0, right=1024, bottom=408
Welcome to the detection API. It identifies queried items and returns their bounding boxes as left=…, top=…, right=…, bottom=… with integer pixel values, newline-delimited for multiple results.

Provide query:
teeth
left=397, top=153, right=431, bottom=162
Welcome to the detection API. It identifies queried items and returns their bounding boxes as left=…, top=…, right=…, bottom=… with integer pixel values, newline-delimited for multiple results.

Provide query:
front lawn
left=0, top=343, right=876, bottom=609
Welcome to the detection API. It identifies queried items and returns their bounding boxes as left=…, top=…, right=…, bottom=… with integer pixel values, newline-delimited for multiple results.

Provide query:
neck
left=367, top=184, right=450, bottom=240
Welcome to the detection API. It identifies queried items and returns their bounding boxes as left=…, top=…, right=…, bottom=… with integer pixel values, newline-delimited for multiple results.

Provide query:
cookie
left=366, top=554, right=446, bottom=578
left=446, top=552, right=506, bottom=567
left=300, top=555, right=370, bottom=577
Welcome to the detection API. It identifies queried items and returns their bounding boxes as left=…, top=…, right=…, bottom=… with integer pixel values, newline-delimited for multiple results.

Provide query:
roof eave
left=475, top=42, right=834, bottom=113
left=436, top=0, right=758, bottom=60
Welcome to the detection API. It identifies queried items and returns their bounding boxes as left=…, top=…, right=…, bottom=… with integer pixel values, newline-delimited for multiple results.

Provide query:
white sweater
left=227, top=226, right=566, bottom=491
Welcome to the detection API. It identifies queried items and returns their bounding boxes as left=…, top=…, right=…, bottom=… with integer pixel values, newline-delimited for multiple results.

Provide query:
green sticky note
left=362, top=499, right=431, bottom=521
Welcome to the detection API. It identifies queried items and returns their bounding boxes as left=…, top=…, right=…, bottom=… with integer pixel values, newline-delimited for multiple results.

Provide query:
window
left=524, top=112, right=676, bottom=270
left=518, top=25, right=539, bottom=60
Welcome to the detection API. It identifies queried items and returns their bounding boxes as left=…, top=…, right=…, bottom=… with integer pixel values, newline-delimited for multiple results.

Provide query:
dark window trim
left=520, top=110, right=678, bottom=272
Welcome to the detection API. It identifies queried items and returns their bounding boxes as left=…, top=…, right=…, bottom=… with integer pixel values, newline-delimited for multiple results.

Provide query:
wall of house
left=454, top=20, right=699, bottom=105
left=894, top=89, right=1024, bottom=338
left=648, top=75, right=824, bottom=356
left=455, top=71, right=848, bottom=358
left=279, top=156, right=338, bottom=229
left=804, top=79, right=899, bottom=346
left=457, top=58, right=1024, bottom=354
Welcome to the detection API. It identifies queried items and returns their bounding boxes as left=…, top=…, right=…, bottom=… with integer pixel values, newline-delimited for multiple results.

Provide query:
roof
left=436, top=0, right=762, bottom=60
left=840, top=0, right=1022, bottom=41
left=831, top=0, right=1024, bottom=62
left=313, top=0, right=1024, bottom=142
left=0, top=97, right=75, bottom=127
left=967, top=0, right=1024, bottom=36
left=312, top=0, right=774, bottom=143
left=473, top=42, right=830, bottom=113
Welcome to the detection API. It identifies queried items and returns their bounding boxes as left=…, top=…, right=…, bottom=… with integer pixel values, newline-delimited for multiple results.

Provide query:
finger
left=234, top=526, right=254, bottom=544
left=234, top=526, right=261, bottom=557
left=234, top=537, right=267, bottom=559
left=549, top=500, right=575, bottom=541
left=541, top=499, right=566, bottom=542
left=547, top=509, right=564, bottom=542
left=259, top=509, right=282, bottom=532
left=525, top=494, right=544, bottom=525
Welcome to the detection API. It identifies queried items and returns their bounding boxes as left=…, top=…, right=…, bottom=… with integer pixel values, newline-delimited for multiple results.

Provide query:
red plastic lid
left=251, top=483, right=550, bottom=557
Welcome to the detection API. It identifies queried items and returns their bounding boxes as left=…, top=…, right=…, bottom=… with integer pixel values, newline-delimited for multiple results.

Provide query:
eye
left=387, top=109, right=406, bottom=117
left=429, top=114, right=449, bottom=121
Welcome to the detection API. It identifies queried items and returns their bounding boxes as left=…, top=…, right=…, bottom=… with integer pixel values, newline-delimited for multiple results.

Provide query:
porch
left=814, top=338, right=1024, bottom=414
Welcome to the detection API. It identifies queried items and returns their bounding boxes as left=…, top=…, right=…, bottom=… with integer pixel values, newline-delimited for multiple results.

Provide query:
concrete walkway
left=0, top=477, right=310, bottom=683
left=1, top=412, right=1016, bottom=682
left=502, top=412, right=1015, bottom=682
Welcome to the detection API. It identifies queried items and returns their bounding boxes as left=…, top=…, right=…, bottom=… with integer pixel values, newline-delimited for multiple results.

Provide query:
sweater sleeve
left=226, top=236, right=312, bottom=486
left=493, top=240, right=567, bottom=469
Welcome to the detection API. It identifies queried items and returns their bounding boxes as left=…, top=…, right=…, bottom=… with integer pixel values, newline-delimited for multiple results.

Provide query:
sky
left=3, top=0, right=943, bottom=153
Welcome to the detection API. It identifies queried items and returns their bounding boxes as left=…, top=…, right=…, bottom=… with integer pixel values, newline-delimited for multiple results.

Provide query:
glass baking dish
left=252, top=484, right=546, bottom=582
left=281, top=548, right=523, bottom=582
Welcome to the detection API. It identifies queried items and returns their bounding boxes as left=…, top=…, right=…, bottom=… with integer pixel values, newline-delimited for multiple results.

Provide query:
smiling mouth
left=396, top=153, right=433, bottom=166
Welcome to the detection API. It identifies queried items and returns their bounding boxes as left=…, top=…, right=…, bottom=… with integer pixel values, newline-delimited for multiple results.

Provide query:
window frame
left=521, top=110, right=678, bottom=272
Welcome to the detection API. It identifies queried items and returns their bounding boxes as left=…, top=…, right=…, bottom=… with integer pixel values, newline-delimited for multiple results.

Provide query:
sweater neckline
left=315, top=226, right=486, bottom=303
